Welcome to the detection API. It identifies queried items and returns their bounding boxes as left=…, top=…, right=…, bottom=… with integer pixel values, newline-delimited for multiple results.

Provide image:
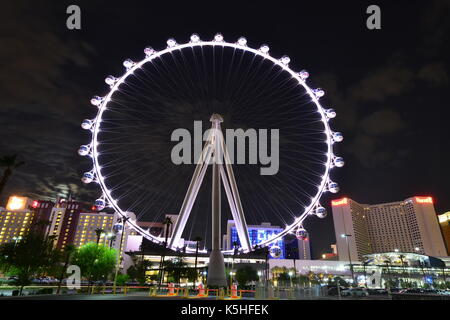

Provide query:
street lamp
left=229, top=271, right=235, bottom=284
left=288, top=271, right=294, bottom=287
left=341, top=234, right=355, bottom=284
left=12, top=236, right=22, bottom=248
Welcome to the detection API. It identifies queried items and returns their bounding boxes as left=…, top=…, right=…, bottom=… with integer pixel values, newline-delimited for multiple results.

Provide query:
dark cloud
left=360, top=109, right=405, bottom=136
left=0, top=1, right=96, bottom=202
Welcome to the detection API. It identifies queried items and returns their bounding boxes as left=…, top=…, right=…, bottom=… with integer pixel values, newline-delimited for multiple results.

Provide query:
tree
left=0, top=231, right=59, bottom=295
left=192, top=236, right=202, bottom=288
left=72, top=242, right=117, bottom=288
left=0, top=154, right=25, bottom=200
left=398, top=254, right=407, bottom=278
left=95, top=228, right=105, bottom=244
left=235, top=266, right=258, bottom=287
left=162, top=217, right=173, bottom=246
left=115, top=273, right=130, bottom=286
left=127, top=258, right=152, bottom=285
left=163, top=256, right=188, bottom=285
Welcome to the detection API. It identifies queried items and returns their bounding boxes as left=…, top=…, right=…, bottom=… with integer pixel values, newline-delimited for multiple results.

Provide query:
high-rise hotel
left=331, top=196, right=447, bottom=262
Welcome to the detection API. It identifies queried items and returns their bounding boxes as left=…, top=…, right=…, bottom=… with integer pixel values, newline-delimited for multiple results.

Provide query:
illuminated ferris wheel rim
left=80, top=33, right=343, bottom=255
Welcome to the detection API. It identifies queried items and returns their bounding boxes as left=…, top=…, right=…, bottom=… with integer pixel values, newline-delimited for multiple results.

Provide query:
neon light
left=415, top=196, right=433, bottom=204
left=6, top=196, right=27, bottom=210
left=31, top=201, right=39, bottom=208
left=438, top=212, right=450, bottom=223
left=332, top=198, right=348, bottom=206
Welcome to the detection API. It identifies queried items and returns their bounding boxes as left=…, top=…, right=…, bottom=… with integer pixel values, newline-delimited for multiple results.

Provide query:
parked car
left=327, top=286, right=347, bottom=296
left=341, top=287, right=369, bottom=297
left=367, top=288, right=387, bottom=295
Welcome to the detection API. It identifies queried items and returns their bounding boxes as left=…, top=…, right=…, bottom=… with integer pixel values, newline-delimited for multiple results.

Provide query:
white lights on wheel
left=81, top=119, right=94, bottom=130
left=325, top=108, right=336, bottom=119
left=81, top=172, right=95, bottom=184
left=298, top=69, right=309, bottom=80
left=144, top=46, right=155, bottom=57
left=259, top=44, right=270, bottom=53
left=313, top=88, right=325, bottom=98
left=78, top=145, right=91, bottom=156
left=190, top=33, right=200, bottom=43
left=123, top=59, right=135, bottom=70
left=315, top=206, right=327, bottom=218
left=280, top=55, right=290, bottom=65
left=166, top=38, right=177, bottom=47
left=214, top=33, right=224, bottom=42
left=333, top=132, right=344, bottom=142
left=237, top=37, right=247, bottom=46
left=105, top=75, right=117, bottom=87
left=328, top=182, right=340, bottom=193
left=81, top=33, right=343, bottom=253
left=334, top=157, right=345, bottom=167
left=94, top=197, right=106, bottom=211
left=90, top=96, right=104, bottom=106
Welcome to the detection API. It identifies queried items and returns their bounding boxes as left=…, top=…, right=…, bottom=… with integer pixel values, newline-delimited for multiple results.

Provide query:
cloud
left=360, top=109, right=405, bottom=136
left=349, top=65, right=415, bottom=103
left=0, top=1, right=97, bottom=202
left=418, top=62, right=449, bottom=87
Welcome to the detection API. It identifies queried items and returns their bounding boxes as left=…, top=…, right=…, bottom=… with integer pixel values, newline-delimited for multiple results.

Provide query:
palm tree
left=162, top=217, right=173, bottom=246
left=56, top=244, right=76, bottom=294
left=95, top=228, right=105, bottom=244
left=0, top=154, right=25, bottom=200
left=383, top=258, right=393, bottom=289
left=398, top=254, right=407, bottom=281
left=287, top=247, right=298, bottom=278
left=192, top=236, right=202, bottom=288
left=362, top=258, right=369, bottom=288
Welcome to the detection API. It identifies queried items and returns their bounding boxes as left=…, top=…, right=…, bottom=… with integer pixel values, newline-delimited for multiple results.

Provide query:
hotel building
left=0, top=196, right=35, bottom=245
left=331, top=196, right=448, bottom=262
left=438, top=212, right=450, bottom=255
left=223, top=220, right=284, bottom=255
left=73, top=211, right=115, bottom=247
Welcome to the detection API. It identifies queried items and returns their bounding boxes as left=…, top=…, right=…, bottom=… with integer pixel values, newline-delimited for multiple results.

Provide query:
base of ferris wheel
left=168, top=113, right=253, bottom=288
left=165, top=114, right=311, bottom=293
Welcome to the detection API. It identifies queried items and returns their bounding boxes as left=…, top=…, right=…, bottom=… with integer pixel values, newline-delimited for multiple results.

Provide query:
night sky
left=1, top=1, right=449, bottom=258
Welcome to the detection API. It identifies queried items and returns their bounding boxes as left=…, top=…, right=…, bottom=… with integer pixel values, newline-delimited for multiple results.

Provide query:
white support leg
left=221, top=138, right=252, bottom=252
left=169, top=143, right=212, bottom=249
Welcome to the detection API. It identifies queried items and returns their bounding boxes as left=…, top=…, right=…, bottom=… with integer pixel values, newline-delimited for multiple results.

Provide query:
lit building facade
left=73, top=211, right=115, bottom=247
left=0, top=196, right=35, bottom=245
left=47, top=200, right=83, bottom=249
left=438, top=212, right=450, bottom=255
left=223, top=220, right=285, bottom=259
left=331, top=196, right=448, bottom=262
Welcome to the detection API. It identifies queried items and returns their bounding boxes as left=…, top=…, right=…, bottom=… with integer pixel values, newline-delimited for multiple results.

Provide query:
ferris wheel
left=78, top=33, right=344, bottom=256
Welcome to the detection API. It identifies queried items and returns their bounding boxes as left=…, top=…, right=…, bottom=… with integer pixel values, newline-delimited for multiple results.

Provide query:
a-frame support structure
left=168, top=114, right=251, bottom=286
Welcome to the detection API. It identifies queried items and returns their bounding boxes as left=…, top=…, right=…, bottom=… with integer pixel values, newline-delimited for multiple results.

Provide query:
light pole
left=12, top=236, right=22, bottom=248
left=288, top=271, right=294, bottom=287
left=341, top=234, right=355, bottom=284
left=113, top=216, right=128, bottom=293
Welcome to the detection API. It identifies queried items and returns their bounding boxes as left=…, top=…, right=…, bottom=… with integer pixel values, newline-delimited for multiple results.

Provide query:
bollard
left=231, top=284, right=238, bottom=299
left=168, top=283, right=176, bottom=296
left=197, top=283, right=206, bottom=297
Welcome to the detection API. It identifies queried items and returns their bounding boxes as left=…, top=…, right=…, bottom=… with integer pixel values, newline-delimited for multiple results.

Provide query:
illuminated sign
left=415, top=196, right=433, bottom=204
left=438, top=212, right=450, bottom=223
left=31, top=201, right=39, bottom=208
left=332, top=198, right=348, bottom=206
left=6, top=196, right=29, bottom=210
